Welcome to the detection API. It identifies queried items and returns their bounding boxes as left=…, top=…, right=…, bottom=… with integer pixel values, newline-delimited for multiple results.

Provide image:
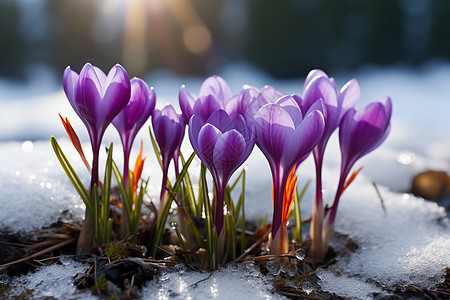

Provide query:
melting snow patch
left=0, top=141, right=88, bottom=232
left=316, top=168, right=450, bottom=294
left=142, top=263, right=284, bottom=299
left=317, top=269, right=388, bottom=299
left=2, top=257, right=95, bottom=299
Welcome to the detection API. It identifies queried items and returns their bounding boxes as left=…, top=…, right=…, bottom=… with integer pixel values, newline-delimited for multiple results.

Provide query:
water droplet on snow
left=265, top=260, right=281, bottom=275
left=295, top=248, right=306, bottom=260
left=228, top=262, right=239, bottom=272
left=286, top=264, right=297, bottom=277
left=59, top=254, right=71, bottom=265
left=302, top=281, right=314, bottom=294
left=140, top=245, right=147, bottom=256
left=244, top=262, right=260, bottom=277
left=170, top=222, right=177, bottom=230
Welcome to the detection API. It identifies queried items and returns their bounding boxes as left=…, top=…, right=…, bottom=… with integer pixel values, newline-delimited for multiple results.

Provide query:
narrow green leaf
left=293, top=179, right=310, bottom=242
left=234, top=168, right=246, bottom=221
left=229, top=167, right=245, bottom=192
left=262, top=211, right=268, bottom=227
left=151, top=152, right=196, bottom=257
left=101, top=145, right=113, bottom=242
left=106, top=218, right=112, bottom=244
left=200, top=163, right=217, bottom=268
left=148, top=126, right=163, bottom=170
left=171, top=222, right=192, bottom=264
left=238, top=168, right=246, bottom=254
left=51, top=137, right=93, bottom=216
left=111, top=160, right=133, bottom=221
left=239, top=210, right=246, bottom=254
left=225, top=214, right=236, bottom=260
left=180, top=152, right=198, bottom=217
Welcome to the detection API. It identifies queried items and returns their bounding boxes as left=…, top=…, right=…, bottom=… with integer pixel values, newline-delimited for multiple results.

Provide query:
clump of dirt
left=411, top=170, right=450, bottom=201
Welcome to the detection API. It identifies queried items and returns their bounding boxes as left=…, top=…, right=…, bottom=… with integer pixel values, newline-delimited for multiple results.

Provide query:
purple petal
left=276, top=95, right=303, bottom=127
left=338, top=78, right=360, bottom=121
left=304, top=98, right=325, bottom=117
left=378, top=96, right=392, bottom=120
left=354, top=101, right=389, bottom=129
left=188, top=114, right=204, bottom=154
left=160, top=103, right=184, bottom=123
left=193, top=94, right=222, bottom=121
left=291, top=94, right=304, bottom=111
left=213, top=129, right=246, bottom=180
left=206, top=109, right=233, bottom=132
left=259, top=85, right=284, bottom=102
left=102, top=64, right=131, bottom=126
left=113, top=78, right=155, bottom=142
left=199, top=75, right=232, bottom=105
left=179, top=85, right=196, bottom=122
left=303, top=69, right=328, bottom=89
left=225, top=86, right=257, bottom=117
left=302, top=75, right=338, bottom=115
left=152, top=104, right=185, bottom=162
left=62, top=66, right=79, bottom=114
left=74, top=63, right=103, bottom=127
left=197, top=123, right=221, bottom=170
left=254, top=104, right=295, bottom=164
left=339, top=101, right=391, bottom=171
left=255, top=103, right=295, bottom=129
left=286, top=110, right=325, bottom=166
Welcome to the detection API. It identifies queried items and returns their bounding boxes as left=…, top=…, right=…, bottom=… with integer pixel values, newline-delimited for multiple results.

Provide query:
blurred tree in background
left=0, top=1, right=26, bottom=78
left=0, top=0, right=449, bottom=80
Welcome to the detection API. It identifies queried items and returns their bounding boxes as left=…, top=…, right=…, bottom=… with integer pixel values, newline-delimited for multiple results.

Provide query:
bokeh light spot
left=183, top=25, right=212, bottom=55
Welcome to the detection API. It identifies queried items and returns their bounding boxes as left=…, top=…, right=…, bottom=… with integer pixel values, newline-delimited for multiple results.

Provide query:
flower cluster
left=55, top=63, right=391, bottom=262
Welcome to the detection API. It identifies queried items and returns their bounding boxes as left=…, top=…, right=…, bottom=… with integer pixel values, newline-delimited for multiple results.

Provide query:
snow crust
left=142, top=263, right=284, bottom=299
left=0, top=141, right=87, bottom=232
left=1, top=62, right=450, bottom=298
left=2, top=257, right=95, bottom=300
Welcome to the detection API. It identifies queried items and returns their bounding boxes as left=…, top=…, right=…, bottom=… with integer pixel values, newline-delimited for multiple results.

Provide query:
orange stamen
left=341, top=166, right=363, bottom=196
left=282, top=165, right=298, bottom=224
left=132, top=140, right=146, bottom=197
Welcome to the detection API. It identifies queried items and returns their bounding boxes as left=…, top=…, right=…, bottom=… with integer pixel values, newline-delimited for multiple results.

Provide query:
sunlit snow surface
left=1, top=62, right=450, bottom=299
left=142, top=263, right=282, bottom=299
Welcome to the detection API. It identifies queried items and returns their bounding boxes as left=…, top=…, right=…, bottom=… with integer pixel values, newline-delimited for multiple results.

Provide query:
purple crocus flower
left=152, top=104, right=186, bottom=199
left=302, top=70, right=360, bottom=208
left=112, top=78, right=156, bottom=185
left=189, top=109, right=255, bottom=236
left=252, top=95, right=325, bottom=243
left=302, top=70, right=359, bottom=258
left=328, top=97, right=392, bottom=225
left=63, top=63, right=131, bottom=191
left=179, top=75, right=252, bottom=123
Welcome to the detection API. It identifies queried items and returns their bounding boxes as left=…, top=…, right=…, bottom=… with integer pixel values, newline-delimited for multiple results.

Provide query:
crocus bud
left=189, top=109, right=255, bottom=235
left=152, top=104, right=186, bottom=198
left=113, top=78, right=155, bottom=185
left=252, top=95, right=325, bottom=247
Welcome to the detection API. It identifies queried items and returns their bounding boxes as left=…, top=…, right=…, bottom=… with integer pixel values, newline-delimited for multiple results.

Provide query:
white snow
left=2, top=256, right=95, bottom=300
left=1, top=62, right=449, bottom=298
left=142, top=263, right=283, bottom=299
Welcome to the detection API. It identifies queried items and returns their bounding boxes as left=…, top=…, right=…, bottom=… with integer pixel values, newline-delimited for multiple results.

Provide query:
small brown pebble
left=411, top=170, right=450, bottom=200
